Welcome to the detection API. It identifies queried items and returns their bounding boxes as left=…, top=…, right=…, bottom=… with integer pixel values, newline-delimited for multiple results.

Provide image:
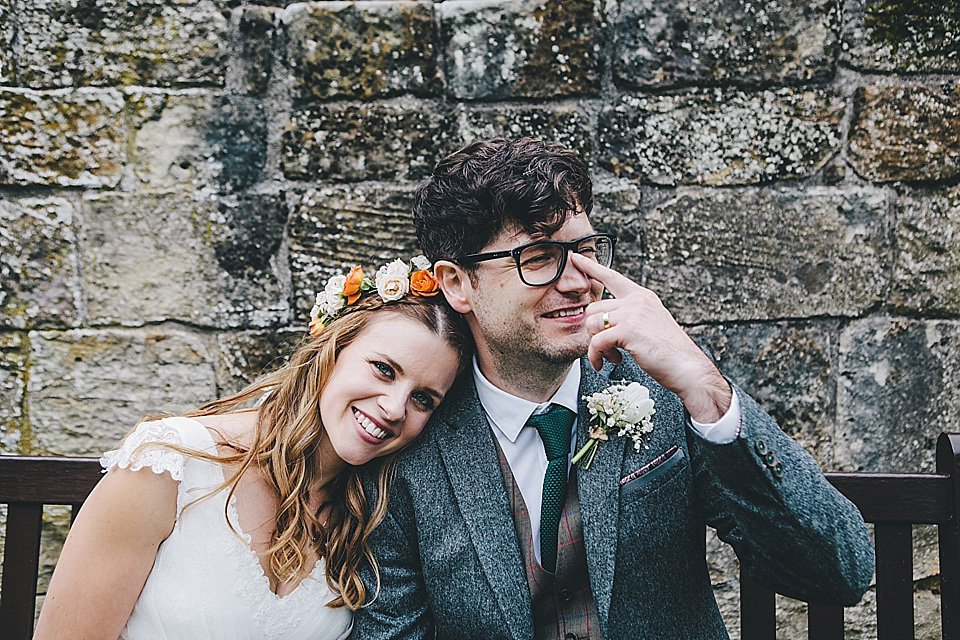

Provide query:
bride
left=34, top=256, right=471, bottom=640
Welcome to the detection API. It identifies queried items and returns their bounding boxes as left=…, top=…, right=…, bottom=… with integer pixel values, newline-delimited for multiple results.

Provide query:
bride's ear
left=433, top=261, right=473, bottom=314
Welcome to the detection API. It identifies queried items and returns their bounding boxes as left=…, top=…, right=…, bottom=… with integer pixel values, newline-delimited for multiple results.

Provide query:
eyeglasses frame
left=456, top=232, right=617, bottom=287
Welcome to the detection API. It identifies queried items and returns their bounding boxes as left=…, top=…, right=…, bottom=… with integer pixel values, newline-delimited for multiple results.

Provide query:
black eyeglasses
left=456, top=233, right=616, bottom=287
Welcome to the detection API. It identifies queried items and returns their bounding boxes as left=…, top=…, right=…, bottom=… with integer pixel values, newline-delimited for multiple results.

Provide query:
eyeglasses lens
left=517, top=235, right=612, bottom=285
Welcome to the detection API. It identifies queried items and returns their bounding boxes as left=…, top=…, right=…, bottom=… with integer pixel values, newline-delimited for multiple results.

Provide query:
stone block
left=842, top=0, right=960, bottom=73
left=614, top=0, right=839, bottom=89
left=82, top=192, right=289, bottom=329
left=0, top=89, right=125, bottom=187
left=591, top=183, right=644, bottom=278
left=283, top=1, right=438, bottom=103
left=129, top=91, right=267, bottom=192
left=439, top=0, right=602, bottom=99
left=849, top=83, right=960, bottom=183
left=215, top=328, right=303, bottom=396
left=0, top=333, right=27, bottom=453
left=891, top=186, right=960, bottom=315
left=598, top=89, right=844, bottom=185
left=0, top=0, right=13, bottom=85
left=282, top=105, right=447, bottom=182
left=450, top=104, right=593, bottom=165
left=837, top=318, right=960, bottom=473
left=17, top=0, right=229, bottom=87
left=643, top=188, right=889, bottom=323
left=0, top=197, right=80, bottom=330
left=289, top=186, right=419, bottom=314
left=238, top=6, right=281, bottom=95
left=688, top=321, right=838, bottom=466
left=27, top=328, right=217, bottom=455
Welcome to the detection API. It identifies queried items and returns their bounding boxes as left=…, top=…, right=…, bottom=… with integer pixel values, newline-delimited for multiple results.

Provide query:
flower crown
left=309, top=255, right=440, bottom=336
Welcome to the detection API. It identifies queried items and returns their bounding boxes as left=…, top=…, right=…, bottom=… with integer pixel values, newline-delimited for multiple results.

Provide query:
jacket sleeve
left=686, top=382, right=875, bottom=606
left=352, top=477, right=433, bottom=640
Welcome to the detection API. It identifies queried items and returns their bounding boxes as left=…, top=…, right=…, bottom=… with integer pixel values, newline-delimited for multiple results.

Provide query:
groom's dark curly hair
left=413, top=137, right=593, bottom=264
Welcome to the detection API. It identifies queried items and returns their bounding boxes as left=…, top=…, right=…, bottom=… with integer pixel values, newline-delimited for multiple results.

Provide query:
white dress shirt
left=474, top=356, right=741, bottom=565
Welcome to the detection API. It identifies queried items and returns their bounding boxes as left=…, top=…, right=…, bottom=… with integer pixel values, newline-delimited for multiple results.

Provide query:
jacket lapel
left=575, top=360, right=626, bottom=632
left=434, top=377, right=532, bottom=640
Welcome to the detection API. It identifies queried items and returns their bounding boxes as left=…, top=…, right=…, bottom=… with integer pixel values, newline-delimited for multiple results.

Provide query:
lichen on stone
left=849, top=83, right=960, bottom=183
left=844, top=0, right=960, bottom=72
left=283, top=1, right=438, bottom=103
left=0, top=89, right=125, bottom=187
left=282, top=104, right=447, bottom=182
left=614, top=0, right=840, bottom=89
left=16, top=0, right=229, bottom=87
left=439, top=0, right=602, bottom=99
left=598, top=87, right=843, bottom=185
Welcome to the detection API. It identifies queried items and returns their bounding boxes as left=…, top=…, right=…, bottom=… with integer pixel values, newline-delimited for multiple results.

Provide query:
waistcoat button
left=564, top=634, right=579, bottom=640
left=558, top=588, right=572, bottom=603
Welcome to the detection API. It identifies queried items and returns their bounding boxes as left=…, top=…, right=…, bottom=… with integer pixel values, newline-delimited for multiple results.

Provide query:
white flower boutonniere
left=571, top=382, right=656, bottom=470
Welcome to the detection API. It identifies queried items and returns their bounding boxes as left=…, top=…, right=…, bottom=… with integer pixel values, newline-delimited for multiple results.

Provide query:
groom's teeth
left=548, top=307, right=583, bottom=318
left=353, top=408, right=389, bottom=440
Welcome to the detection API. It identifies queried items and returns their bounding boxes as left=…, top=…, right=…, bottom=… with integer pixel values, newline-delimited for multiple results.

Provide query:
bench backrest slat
left=826, top=473, right=953, bottom=523
left=806, top=603, right=842, bottom=640
left=874, top=523, right=914, bottom=640
left=0, top=503, right=44, bottom=640
left=0, top=457, right=102, bottom=504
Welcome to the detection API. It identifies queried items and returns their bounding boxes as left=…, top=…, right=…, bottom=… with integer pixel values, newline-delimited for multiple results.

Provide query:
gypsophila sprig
left=571, top=382, right=656, bottom=470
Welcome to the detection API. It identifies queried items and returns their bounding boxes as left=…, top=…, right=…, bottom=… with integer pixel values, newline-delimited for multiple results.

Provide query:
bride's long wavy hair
left=158, top=294, right=470, bottom=609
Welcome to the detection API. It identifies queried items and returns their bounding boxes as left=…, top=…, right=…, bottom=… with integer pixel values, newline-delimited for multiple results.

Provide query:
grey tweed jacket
left=353, top=356, right=874, bottom=640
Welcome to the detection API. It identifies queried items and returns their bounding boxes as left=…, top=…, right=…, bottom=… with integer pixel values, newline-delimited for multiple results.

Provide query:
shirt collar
left=472, top=356, right=581, bottom=443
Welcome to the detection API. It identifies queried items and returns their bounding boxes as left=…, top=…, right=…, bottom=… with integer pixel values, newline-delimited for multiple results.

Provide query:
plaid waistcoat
left=495, top=441, right=604, bottom=640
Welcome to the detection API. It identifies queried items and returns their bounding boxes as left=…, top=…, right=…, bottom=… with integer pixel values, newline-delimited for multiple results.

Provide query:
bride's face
left=318, top=314, right=460, bottom=466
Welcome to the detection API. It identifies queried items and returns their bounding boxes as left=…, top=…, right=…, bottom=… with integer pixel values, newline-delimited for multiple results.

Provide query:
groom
left=353, top=138, right=873, bottom=639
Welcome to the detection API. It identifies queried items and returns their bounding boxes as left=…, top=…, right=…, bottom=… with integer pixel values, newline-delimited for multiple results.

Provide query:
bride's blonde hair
left=156, top=294, right=470, bottom=609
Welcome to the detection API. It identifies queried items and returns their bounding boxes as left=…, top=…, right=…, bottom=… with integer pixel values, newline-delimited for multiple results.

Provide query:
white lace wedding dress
left=100, top=416, right=353, bottom=640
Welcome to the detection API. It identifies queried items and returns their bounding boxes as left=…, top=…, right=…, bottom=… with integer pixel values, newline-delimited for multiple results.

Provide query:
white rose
left=376, top=271, right=410, bottom=301
left=621, top=382, right=655, bottom=423
left=324, top=290, right=345, bottom=315
left=325, top=274, right=346, bottom=299
left=411, top=255, right=431, bottom=271
left=377, top=259, right=408, bottom=281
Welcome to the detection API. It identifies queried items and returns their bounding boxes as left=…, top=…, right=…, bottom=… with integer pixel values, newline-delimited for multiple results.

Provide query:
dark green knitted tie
left=527, top=404, right=576, bottom=573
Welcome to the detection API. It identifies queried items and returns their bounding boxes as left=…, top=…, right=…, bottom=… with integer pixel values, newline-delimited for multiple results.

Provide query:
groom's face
left=463, top=212, right=604, bottom=370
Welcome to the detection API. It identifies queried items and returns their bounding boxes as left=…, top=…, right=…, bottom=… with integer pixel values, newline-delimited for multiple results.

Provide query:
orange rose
left=343, top=266, right=364, bottom=304
left=410, top=270, right=440, bottom=297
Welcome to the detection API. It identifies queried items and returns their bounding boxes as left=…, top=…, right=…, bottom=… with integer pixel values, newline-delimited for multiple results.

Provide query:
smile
left=544, top=306, right=585, bottom=319
left=353, top=407, right=391, bottom=441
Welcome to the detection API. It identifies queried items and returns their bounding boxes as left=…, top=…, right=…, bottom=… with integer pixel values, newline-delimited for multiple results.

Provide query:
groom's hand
left=571, top=252, right=732, bottom=423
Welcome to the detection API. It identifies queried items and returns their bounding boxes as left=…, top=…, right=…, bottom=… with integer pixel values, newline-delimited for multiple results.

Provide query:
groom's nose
left=553, top=251, right=593, bottom=294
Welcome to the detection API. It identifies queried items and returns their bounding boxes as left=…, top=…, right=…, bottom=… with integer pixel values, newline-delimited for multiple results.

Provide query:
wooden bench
left=0, top=456, right=102, bottom=640
left=742, top=432, right=960, bottom=640
left=1, top=434, right=958, bottom=639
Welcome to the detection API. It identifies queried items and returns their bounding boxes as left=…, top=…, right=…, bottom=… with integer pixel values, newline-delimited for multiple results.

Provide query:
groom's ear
left=433, top=260, right=473, bottom=314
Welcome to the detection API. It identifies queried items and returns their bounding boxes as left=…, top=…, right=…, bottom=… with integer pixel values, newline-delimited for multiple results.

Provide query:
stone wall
left=1, top=0, right=957, bottom=636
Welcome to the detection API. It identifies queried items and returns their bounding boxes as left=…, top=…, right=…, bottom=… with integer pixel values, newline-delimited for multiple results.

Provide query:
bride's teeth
left=353, top=408, right=389, bottom=440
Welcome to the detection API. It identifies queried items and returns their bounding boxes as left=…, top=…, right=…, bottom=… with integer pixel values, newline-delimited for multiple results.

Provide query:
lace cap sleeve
left=99, top=419, right=190, bottom=481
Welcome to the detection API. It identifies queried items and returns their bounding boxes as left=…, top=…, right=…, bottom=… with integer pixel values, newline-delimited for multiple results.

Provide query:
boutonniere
left=571, top=382, right=656, bottom=470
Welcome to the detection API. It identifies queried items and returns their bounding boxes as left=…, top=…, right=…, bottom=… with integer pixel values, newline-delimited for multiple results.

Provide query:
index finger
left=570, top=252, right=638, bottom=299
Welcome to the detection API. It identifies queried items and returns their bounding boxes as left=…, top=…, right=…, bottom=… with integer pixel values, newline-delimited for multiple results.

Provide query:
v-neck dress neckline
left=100, top=416, right=353, bottom=640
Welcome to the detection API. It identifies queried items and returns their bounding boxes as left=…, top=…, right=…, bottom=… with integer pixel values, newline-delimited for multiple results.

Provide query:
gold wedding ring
left=602, top=312, right=611, bottom=330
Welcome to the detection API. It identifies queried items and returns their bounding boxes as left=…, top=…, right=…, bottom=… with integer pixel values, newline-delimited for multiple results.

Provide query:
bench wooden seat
left=1, top=433, right=958, bottom=640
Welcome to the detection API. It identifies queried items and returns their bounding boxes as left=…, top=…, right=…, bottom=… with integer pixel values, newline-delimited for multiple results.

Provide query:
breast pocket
left=619, top=446, right=686, bottom=503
